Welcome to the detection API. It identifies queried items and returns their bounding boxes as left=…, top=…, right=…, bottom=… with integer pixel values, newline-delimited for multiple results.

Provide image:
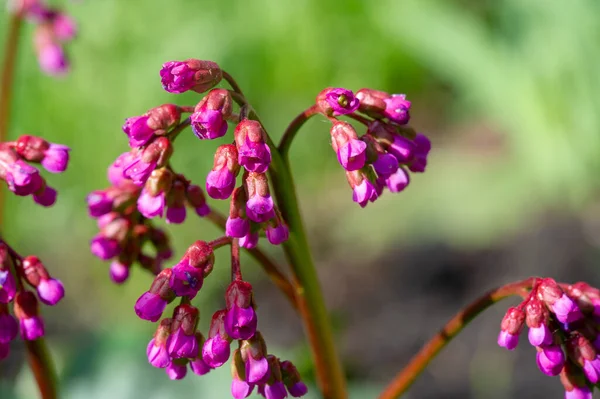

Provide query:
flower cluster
left=497, top=278, right=600, bottom=398
left=0, top=135, right=69, bottom=206
left=315, top=87, right=430, bottom=207
left=136, top=239, right=307, bottom=398
left=0, top=242, right=64, bottom=359
left=11, top=0, right=77, bottom=76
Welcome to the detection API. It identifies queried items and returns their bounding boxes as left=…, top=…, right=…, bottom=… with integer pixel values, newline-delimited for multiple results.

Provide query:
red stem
left=230, top=238, right=242, bottom=281
left=209, top=235, right=231, bottom=250
left=377, top=277, right=536, bottom=399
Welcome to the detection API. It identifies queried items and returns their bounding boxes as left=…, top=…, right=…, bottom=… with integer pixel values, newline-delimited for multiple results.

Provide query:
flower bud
left=13, top=291, right=45, bottom=340
left=160, top=59, right=222, bottom=94
left=190, top=332, right=212, bottom=376
left=234, top=120, right=271, bottom=173
left=245, top=172, right=274, bottom=223
left=226, top=187, right=250, bottom=238
left=185, top=184, right=210, bottom=217
left=134, top=269, right=176, bottom=322
left=346, top=168, right=379, bottom=208
left=316, top=87, right=360, bottom=116
left=203, top=310, right=232, bottom=368
left=281, top=360, right=308, bottom=397
left=231, top=349, right=254, bottom=398
left=239, top=332, right=268, bottom=383
left=168, top=304, right=200, bottom=359
left=498, top=307, right=525, bottom=350
left=330, top=121, right=366, bottom=172
left=166, top=179, right=187, bottom=224
left=147, top=318, right=172, bottom=368
left=225, top=280, right=257, bottom=340
left=0, top=245, right=16, bottom=303
left=206, top=145, right=240, bottom=199
left=191, top=89, right=233, bottom=140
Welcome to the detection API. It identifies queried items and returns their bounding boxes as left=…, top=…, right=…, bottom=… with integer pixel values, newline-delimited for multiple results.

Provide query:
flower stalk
left=377, top=277, right=536, bottom=399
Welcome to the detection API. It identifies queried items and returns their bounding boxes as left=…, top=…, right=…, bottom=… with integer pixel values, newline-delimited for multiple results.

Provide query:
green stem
left=377, top=277, right=536, bottom=399
left=223, top=71, right=347, bottom=398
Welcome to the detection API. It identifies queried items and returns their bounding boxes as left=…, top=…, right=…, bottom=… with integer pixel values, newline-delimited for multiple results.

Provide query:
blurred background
left=2, top=0, right=600, bottom=397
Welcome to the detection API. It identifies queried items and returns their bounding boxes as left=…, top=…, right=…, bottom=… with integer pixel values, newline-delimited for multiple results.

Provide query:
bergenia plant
left=1, top=3, right=596, bottom=399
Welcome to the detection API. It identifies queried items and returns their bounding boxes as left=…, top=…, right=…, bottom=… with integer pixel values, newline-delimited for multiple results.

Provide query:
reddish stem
left=377, top=277, right=536, bottom=399
left=278, top=105, right=319, bottom=158
left=209, top=235, right=231, bottom=250
left=230, top=238, right=242, bottom=281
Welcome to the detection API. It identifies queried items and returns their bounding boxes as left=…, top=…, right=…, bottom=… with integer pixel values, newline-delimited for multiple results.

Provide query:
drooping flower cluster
left=497, top=278, right=600, bottom=398
left=315, top=87, right=430, bottom=207
left=10, top=0, right=77, bottom=76
left=136, top=239, right=307, bottom=398
left=0, top=242, right=64, bottom=360
left=0, top=135, right=69, bottom=206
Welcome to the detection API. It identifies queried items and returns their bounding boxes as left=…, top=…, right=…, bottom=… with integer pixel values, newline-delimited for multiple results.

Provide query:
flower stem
left=230, top=238, right=242, bottom=281
left=278, top=105, right=319, bottom=157
left=223, top=71, right=347, bottom=398
left=0, top=14, right=23, bottom=228
left=204, top=211, right=297, bottom=310
left=25, top=339, right=58, bottom=399
left=377, top=277, right=536, bottom=399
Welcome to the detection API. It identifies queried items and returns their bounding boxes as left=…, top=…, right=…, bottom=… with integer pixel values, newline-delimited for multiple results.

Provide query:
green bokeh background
left=2, top=0, right=600, bottom=398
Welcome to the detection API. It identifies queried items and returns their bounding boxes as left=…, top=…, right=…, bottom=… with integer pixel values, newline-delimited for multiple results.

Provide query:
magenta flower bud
left=498, top=307, right=525, bottom=350
left=166, top=205, right=186, bottom=224
left=565, top=387, right=592, bottom=399
left=123, top=154, right=158, bottom=186
left=245, top=172, right=274, bottom=223
left=388, top=134, right=415, bottom=163
left=528, top=324, right=553, bottom=347
left=90, top=235, right=121, bottom=260
left=330, top=121, right=366, bottom=171
left=497, top=330, right=520, bottom=350
left=41, top=144, right=70, bottom=173
left=225, top=281, right=257, bottom=340
left=409, top=133, right=431, bottom=173
left=385, top=167, right=410, bottom=193
left=134, top=292, right=167, bottom=322
left=166, top=361, right=188, bottom=380
left=231, top=349, right=254, bottom=398
left=383, top=94, right=411, bottom=124
left=235, top=120, right=272, bottom=173
left=37, top=278, right=64, bottom=306
left=191, top=89, right=232, bottom=139
left=240, top=232, right=259, bottom=249
left=553, top=294, right=583, bottom=323
left=206, top=145, right=239, bottom=200
left=169, top=261, right=204, bottom=299
left=316, top=87, right=360, bottom=116
left=346, top=170, right=379, bottom=208
left=190, top=358, right=212, bottom=376
left=109, top=261, right=130, bottom=284
left=536, top=345, right=565, bottom=376
left=281, top=360, right=308, bottom=397
left=160, top=59, right=222, bottom=94
left=107, top=152, right=133, bottom=186
left=123, top=115, right=154, bottom=147
left=14, top=291, right=44, bottom=340
left=227, top=217, right=250, bottom=238
left=0, top=270, right=16, bottom=303
left=147, top=318, right=172, bottom=368
left=37, top=43, right=69, bottom=76
left=583, top=357, right=600, bottom=383
left=4, top=159, right=43, bottom=196
left=168, top=305, right=200, bottom=359
left=241, top=348, right=268, bottom=384
left=0, top=310, right=18, bottom=343
left=262, top=382, right=288, bottom=399
left=52, top=13, right=77, bottom=41
left=232, top=379, right=253, bottom=399
left=266, top=223, right=289, bottom=246
left=372, top=153, right=399, bottom=178
left=137, top=188, right=166, bottom=218
left=86, top=190, right=113, bottom=217
left=185, top=184, right=210, bottom=217
left=203, top=310, right=232, bottom=368
left=33, top=185, right=57, bottom=207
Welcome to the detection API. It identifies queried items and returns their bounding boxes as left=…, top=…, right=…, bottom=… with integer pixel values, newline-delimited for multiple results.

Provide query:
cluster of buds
left=136, top=239, right=307, bottom=398
left=315, top=88, right=430, bottom=207
left=10, top=0, right=77, bottom=76
left=0, top=242, right=64, bottom=360
left=0, top=135, right=70, bottom=206
left=497, top=278, right=600, bottom=398
left=159, top=59, right=286, bottom=249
